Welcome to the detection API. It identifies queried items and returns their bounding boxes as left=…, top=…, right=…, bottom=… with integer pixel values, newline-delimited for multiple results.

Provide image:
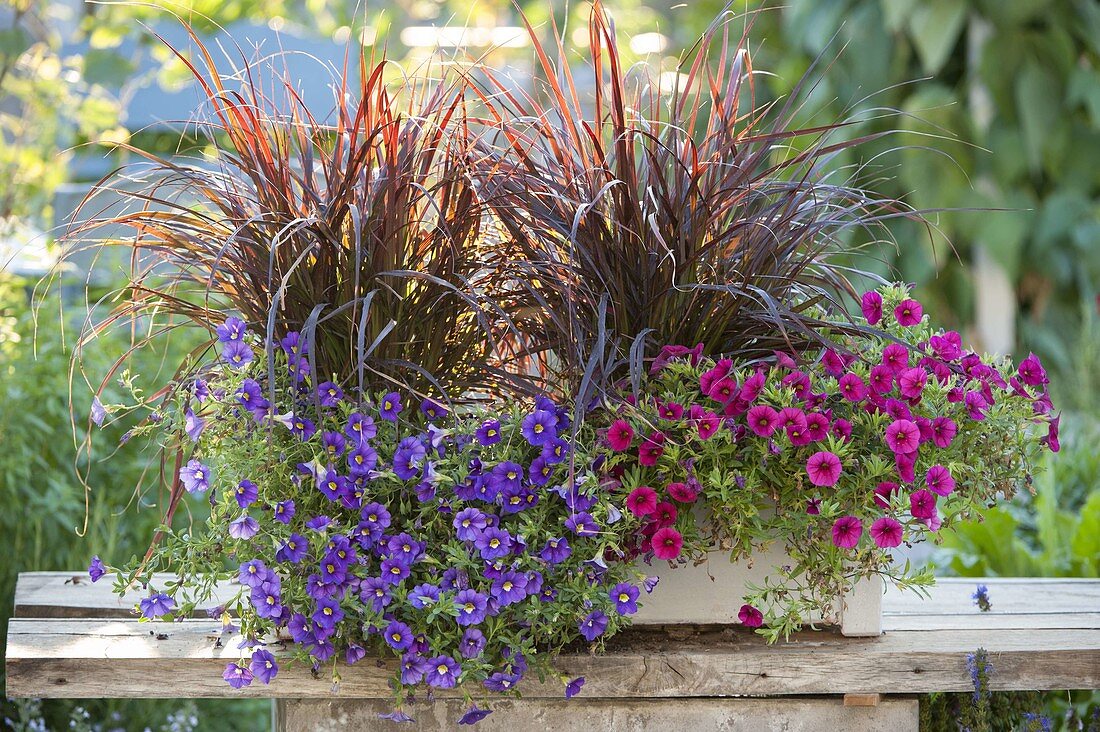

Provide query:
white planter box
left=633, top=542, right=883, bottom=636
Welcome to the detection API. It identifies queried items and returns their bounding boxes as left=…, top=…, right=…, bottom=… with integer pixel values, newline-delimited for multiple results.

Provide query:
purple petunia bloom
left=90, top=396, right=107, bottom=427
left=425, top=655, right=461, bottom=688
left=459, top=628, right=486, bottom=659
left=458, top=704, right=493, bottom=725
left=378, top=392, right=403, bottom=421
left=520, top=409, right=557, bottom=446
left=317, top=469, right=345, bottom=501
left=565, top=676, right=586, bottom=699
left=490, top=570, right=528, bottom=606
left=345, top=412, right=377, bottom=442
left=139, top=593, right=175, bottom=619
left=565, top=512, right=599, bottom=537
left=453, top=507, right=488, bottom=542
left=475, top=418, right=502, bottom=446
left=380, top=558, right=411, bottom=585
left=280, top=331, right=307, bottom=358
left=345, top=644, right=367, bottom=665
left=609, top=582, right=640, bottom=615
left=228, top=514, right=259, bottom=540
left=216, top=317, right=247, bottom=343
left=454, top=588, right=489, bottom=626
left=238, top=559, right=269, bottom=588
left=316, top=381, right=343, bottom=407
left=251, top=580, right=282, bottom=619
left=408, top=583, right=441, bottom=609
left=184, top=408, right=205, bottom=442
left=179, top=459, right=210, bottom=494
left=578, top=610, right=609, bottom=641
left=420, top=399, right=448, bottom=422
left=234, top=479, right=258, bottom=508
left=305, top=515, right=332, bottom=532
left=274, top=500, right=296, bottom=524
left=221, top=339, right=254, bottom=369
left=488, top=461, right=523, bottom=497
left=88, top=556, right=106, bottom=583
left=860, top=290, right=883, bottom=325
left=540, top=536, right=571, bottom=565
left=484, top=671, right=521, bottom=692
left=393, top=437, right=426, bottom=480
left=360, top=502, right=391, bottom=537
left=400, top=652, right=431, bottom=685
left=383, top=620, right=414, bottom=651
left=474, top=527, right=513, bottom=561
left=347, top=442, right=379, bottom=478
left=222, top=662, right=253, bottom=689
left=359, top=576, right=392, bottom=613
left=321, top=431, right=347, bottom=459
left=249, top=649, right=278, bottom=684
left=288, top=415, right=316, bottom=441
left=275, top=534, right=307, bottom=564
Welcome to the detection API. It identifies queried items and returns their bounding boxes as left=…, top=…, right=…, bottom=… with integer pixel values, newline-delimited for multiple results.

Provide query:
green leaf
left=1070, top=492, right=1100, bottom=577
left=880, top=0, right=914, bottom=32
left=1015, top=61, right=1064, bottom=173
left=83, top=49, right=137, bottom=88
left=907, top=0, right=967, bottom=75
left=1067, top=67, right=1100, bottom=126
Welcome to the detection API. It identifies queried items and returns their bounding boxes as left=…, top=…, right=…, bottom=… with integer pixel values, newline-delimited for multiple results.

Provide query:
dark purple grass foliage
left=466, top=2, right=918, bottom=399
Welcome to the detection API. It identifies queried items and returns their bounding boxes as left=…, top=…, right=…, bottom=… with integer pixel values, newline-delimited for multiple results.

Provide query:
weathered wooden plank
left=884, top=613, right=1100, bottom=631
left=882, top=578, right=1100, bottom=617
left=275, top=697, right=919, bottom=732
left=7, top=619, right=1099, bottom=698
left=13, top=572, right=234, bottom=619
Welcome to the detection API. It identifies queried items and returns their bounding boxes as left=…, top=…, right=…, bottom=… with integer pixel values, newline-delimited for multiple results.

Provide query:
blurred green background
left=1, top=0, right=1097, bottom=729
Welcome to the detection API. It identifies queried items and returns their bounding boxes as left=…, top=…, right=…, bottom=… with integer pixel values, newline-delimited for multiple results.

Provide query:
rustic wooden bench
left=6, top=574, right=1099, bottom=731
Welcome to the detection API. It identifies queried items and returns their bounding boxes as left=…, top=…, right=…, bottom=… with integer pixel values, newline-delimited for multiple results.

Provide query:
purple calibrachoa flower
left=458, top=704, right=492, bottom=725
left=274, top=500, right=295, bottom=524
left=565, top=676, right=586, bottom=699
left=360, top=577, right=392, bottom=613
left=488, top=461, right=523, bottom=496
left=540, top=536, right=571, bottom=565
left=249, top=649, right=278, bottom=684
left=345, top=412, right=377, bottom=442
left=565, top=512, right=599, bottom=537
left=578, top=610, right=609, bottom=641
left=275, top=534, right=307, bottom=564
left=400, top=653, right=431, bottom=685
left=453, top=508, right=488, bottom=542
left=475, top=418, right=502, bottom=446
left=925, top=464, right=956, bottom=496
left=491, top=571, right=528, bottom=606
left=216, top=317, right=247, bottom=343
left=179, top=459, right=210, bottom=494
left=459, top=628, right=486, bottom=659
left=894, top=298, right=923, bottom=327
left=455, top=589, right=489, bottom=626
left=607, top=420, right=634, bottom=451
left=234, top=479, right=258, bottom=508
left=316, top=381, right=343, bottom=407
left=910, top=489, right=938, bottom=520
left=384, top=621, right=414, bottom=651
left=184, top=408, right=205, bottom=442
left=139, top=593, right=175, bottom=619
left=408, top=583, right=441, bottom=609
left=638, top=432, right=666, bottom=466
left=746, top=405, right=779, bottom=437
left=425, top=655, right=460, bottom=688
left=221, top=339, right=254, bottom=369
left=860, top=290, right=883, bottom=325
left=484, top=671, right=521, bottom=692
left=88, top=556, right=106, bottom=583
left=609, top=582, right=639, bottom=615
left=378, top=391, right=403, bottom=421
left=228, top=514, right=259, bottom=540
left=420, top=399, right=448, bottom=422
left=521, top=409, right=558, bottom=445
left=393, top=437, right=426, bottom=480
left=223, top=662, right=253, bottom=689
left=474, top=527, right=513, bottom=561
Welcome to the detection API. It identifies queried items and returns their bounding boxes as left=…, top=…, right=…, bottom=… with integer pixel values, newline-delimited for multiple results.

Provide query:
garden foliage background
left=0, top=0, right=1098, bottom=729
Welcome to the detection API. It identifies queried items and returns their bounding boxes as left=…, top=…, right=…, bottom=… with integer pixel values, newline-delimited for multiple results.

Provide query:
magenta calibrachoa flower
left=594, top=282, right=1056, bottom=641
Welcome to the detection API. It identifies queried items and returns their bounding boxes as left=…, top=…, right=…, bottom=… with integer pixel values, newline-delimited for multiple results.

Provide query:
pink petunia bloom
left=909, top=488, right=937, bottom=520
left=895, top=451, right=917, bottom=482
left=746, top=405, right=780, bottom=437
left=774, top=351, right=798, bottom=369
left=607, top=420, right=634, bottom=452
left=821, top=349, right=846, bottom=377
left=925, top=464, right=956, bottom=496
left=873, top=481, right=900, bottom=509
left=881, top=343, right=909, bottom=375
left=860, top=291, right=883, bottom=325
left=914, top=417, right=934, bottom=444
left=708, top=378, right=738, bottom=404
left=1042, top=412, right=1060, bottom=453
left=869, top=365, right=895, bottom=395
left=931, top=416, right=957, bottom=448
left=653, top=501, right=678, bottom=527
left=929, top=331, right=962, bottom=361
left=1017, top=352, right=1049, bottom=387
left=626, top=486, right=659, bottom=517
left=658, top=402, right=685, bottom=420
left=651, top=527, right=683, bottom=560
left=638, top=432, right=666, bottom=466
left=806, top=498, right=822, bottom=515
left=667, top=482, right=699, bottom=504
left=782, top=371, right=812, bottom=400
left=804, top=412, right=830, bottom=442
left=695, top=411, right=721, bottom=440
left=806, top=451, right=843, bottom=487
left=898, top=367, right=928, bottom=400
left=884, top=398, right=913, bottom=421
left=778, top=407, right=807, bottom=431
left=965, top=390, right=989, bottom=421
left=738, top=604, right=764, bottom=628
left=831, top=516, right=863, bottom=549
left=870, top=517, right=904, bottom=548
left=699, top=359, right=732, bottom=396
left=838, top=373, right=867, bottom=402
left=884, top=419, right=921, bottom=454
left=894, top=298, right=923, bottom=327
left=831, top=418, right=853, bottom=441
left=923, top=512, right=942, bottom=532
left=739, top=370, right=767, bottom=402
